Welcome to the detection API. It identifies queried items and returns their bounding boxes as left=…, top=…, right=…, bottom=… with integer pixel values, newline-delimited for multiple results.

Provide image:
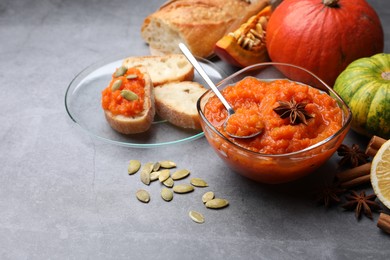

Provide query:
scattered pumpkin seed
left=189, top=210, right=205, bottom=224
left=158, top=169, right=170, bottom=182
left=126, top=74, right=138, bottom=80
left=159, top=160, right=177, bottom=169
left=152, top=162, right=160, bottom=172
left=190, top=177, right=208, bottom=187
left=144, top=162, right=155, bottom=172
left=140, top=162, right=153, bottom=185
left=129, top=160, right=229, bottom=218
left=161, top=187, right=173, bottom=202
left=136, top=189, right=150, bottom=203
left=163, top=177, right=174, bottom=188
left=202, top=191, right=215, bottom=204
left=205, top=198, right=229, bottom=209
left=121, top=90, right=138, bottom=101
left=128, top=160, right=141, bottom=175
left=114, top=66, right=127, bottom=77
left=171, top=169, right=190, bottom=180
left=173, top=184, right=194, bottom=194
left=140, top=172, right=150, bottom=185
left=111, top=79, right=122, bottom=91
left=150, top=171, right=160, bottom=181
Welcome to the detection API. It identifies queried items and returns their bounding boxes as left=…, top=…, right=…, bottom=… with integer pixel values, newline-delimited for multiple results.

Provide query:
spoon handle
left=179, top=43, right=233, bottom=113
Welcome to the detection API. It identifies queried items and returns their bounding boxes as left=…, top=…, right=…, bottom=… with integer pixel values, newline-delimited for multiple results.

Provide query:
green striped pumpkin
left=334, top=53, right=390, bottom=139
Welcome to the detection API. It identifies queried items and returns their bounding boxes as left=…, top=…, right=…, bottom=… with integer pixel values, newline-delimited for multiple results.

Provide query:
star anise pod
left=341, top=190, right=382, bottom=220
left=273, top=98, right=313, bottom=125
left=337, top=144, right=369, bottom=168
left=316, top=184, right=346, bottom=208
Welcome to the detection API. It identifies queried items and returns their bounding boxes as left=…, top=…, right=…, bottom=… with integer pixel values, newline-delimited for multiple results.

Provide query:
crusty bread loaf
left=154, top=81, right=207, bottom=129
left=141, top=0, right=270, bottom=58
left=122, top=54, right=194, bottom=86
left=104, top=66, right=155, bottom=134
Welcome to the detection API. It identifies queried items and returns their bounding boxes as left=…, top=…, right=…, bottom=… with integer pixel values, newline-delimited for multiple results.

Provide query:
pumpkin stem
left=382, top=71, right=390, bottom=81
left=323, top=0, right=339, bottom=7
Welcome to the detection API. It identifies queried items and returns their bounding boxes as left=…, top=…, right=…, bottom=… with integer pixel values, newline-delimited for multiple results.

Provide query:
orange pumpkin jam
left=102, top=67, right=145, bottom=117
left=204, top=77, right=343, bottom=154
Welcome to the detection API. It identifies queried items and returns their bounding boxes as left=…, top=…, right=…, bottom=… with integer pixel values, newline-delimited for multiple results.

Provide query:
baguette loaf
left=103, top=66, right=155, bottom=134
left=122, top=54, right=194, bottom=86
left=141, top=0, right=270, bottom=58
left=154, top=81, right=207, bottom=129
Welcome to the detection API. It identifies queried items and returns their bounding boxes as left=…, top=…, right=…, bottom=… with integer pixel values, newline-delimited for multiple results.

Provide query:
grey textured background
left=1, top=0, right=389, bottom=259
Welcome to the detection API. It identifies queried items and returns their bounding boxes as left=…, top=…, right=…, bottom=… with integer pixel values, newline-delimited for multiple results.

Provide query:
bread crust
left=103, top=66, right=155, bottom=134
left=141, top=0, right=270, bottom=58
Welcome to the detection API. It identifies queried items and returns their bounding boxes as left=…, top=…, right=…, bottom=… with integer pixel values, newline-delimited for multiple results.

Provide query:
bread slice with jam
left=102, top=66, right=155, bottom=134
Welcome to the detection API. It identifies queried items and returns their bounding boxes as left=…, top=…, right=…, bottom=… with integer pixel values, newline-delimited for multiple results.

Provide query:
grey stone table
left=1, top=0, right=389, bottom=259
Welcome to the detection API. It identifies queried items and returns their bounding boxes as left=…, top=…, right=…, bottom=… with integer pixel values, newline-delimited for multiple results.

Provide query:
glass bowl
left=197, top=62, right=352, bottom=184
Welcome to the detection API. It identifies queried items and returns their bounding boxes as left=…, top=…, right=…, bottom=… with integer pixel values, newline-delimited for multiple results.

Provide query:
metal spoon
left=179, top=43, right=263, bottom=139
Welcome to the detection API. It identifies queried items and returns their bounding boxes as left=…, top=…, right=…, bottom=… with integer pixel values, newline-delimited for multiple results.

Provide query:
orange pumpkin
left=214, top=5, right=272, bottom=68
left=266, top=0, right=384, bottom=87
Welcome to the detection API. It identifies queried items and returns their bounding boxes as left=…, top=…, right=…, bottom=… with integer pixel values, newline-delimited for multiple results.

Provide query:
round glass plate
left=65, top=55, right=226, bottom=148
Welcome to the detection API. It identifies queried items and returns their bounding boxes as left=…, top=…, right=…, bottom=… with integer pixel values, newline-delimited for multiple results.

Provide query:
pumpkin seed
left=140, top=171, right=150, bottom=185
left=140, top=162, right=153, bottom=185
left=202, top=191, right=215, bottom=203
left=150, top=171, right=160, bottom=181
left=171, top=169, right=190, bottom=180
left=258, top=16, right=268, bottom=28
left=250, top=28, right=262, bottom=39
left=246, top=32, right=255, bottom=40
left=253, top=38, right=261, bottom=46
left=114, top=66, right=127, bottom=77
left=128, top=160, right=141, bottom=175
left=159, top=160, right=177, bottom=169
left=190, top=178, right=208, bottom=187
left=242, top=37, right=251, bottom=50
left=173, top=184, right=194, bottom=194
left=163, top=177, right=174, bottom=188
left=152, top=162, right=160, bottom=172
left=237, top=35, right=244, bottom=46
left=205, top=198, right=229, bottom=209
left=158, top=169, right=170, bottom=182
left=121, top=90, right=138, bottom=101
left=111, top=79, right=122, bottom=91
left=143, top=162, right=154, bottom=173
left=136, top=189, right=150, bottom=203
left=161, top=187, right=173, bottom=202
left=126, top=74, right=138, bottom=80
left=189, top=210, right=205, bottom=224
left=255, top=23, right=263, bottom=34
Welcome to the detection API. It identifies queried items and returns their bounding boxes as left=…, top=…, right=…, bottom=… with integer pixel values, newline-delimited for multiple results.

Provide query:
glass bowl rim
left=197, top=62, right=352, bottom=158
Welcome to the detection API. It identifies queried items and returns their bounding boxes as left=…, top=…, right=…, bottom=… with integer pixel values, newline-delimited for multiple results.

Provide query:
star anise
left=316, top=184, right=346, bottom=208
left=273, top=98, right=313, bottom=125
left=337, top=144, right=369, bottom=168
left=341, top=190, right=382, bottom=220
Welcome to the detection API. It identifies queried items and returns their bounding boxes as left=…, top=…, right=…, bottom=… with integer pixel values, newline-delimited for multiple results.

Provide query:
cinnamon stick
left=377, top=213, right=390, bottom=234
left=336, top=162, right=372, bottom=182
left=365, top=147, right=378, bottom=158
left=365, top=135, right=386, bottom=157
left=336, top=162, right=372, bottom=189
left=339, top=175, right=371, bottom=189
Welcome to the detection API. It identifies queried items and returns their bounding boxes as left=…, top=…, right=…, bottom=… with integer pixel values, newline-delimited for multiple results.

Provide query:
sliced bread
left=103, top=66, right=155, bottom=134
left=154, top=81, right=207, bottom=129
left=122, top=54, right=194, bottom=86
left=141, top=0, right=270, bottom=58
